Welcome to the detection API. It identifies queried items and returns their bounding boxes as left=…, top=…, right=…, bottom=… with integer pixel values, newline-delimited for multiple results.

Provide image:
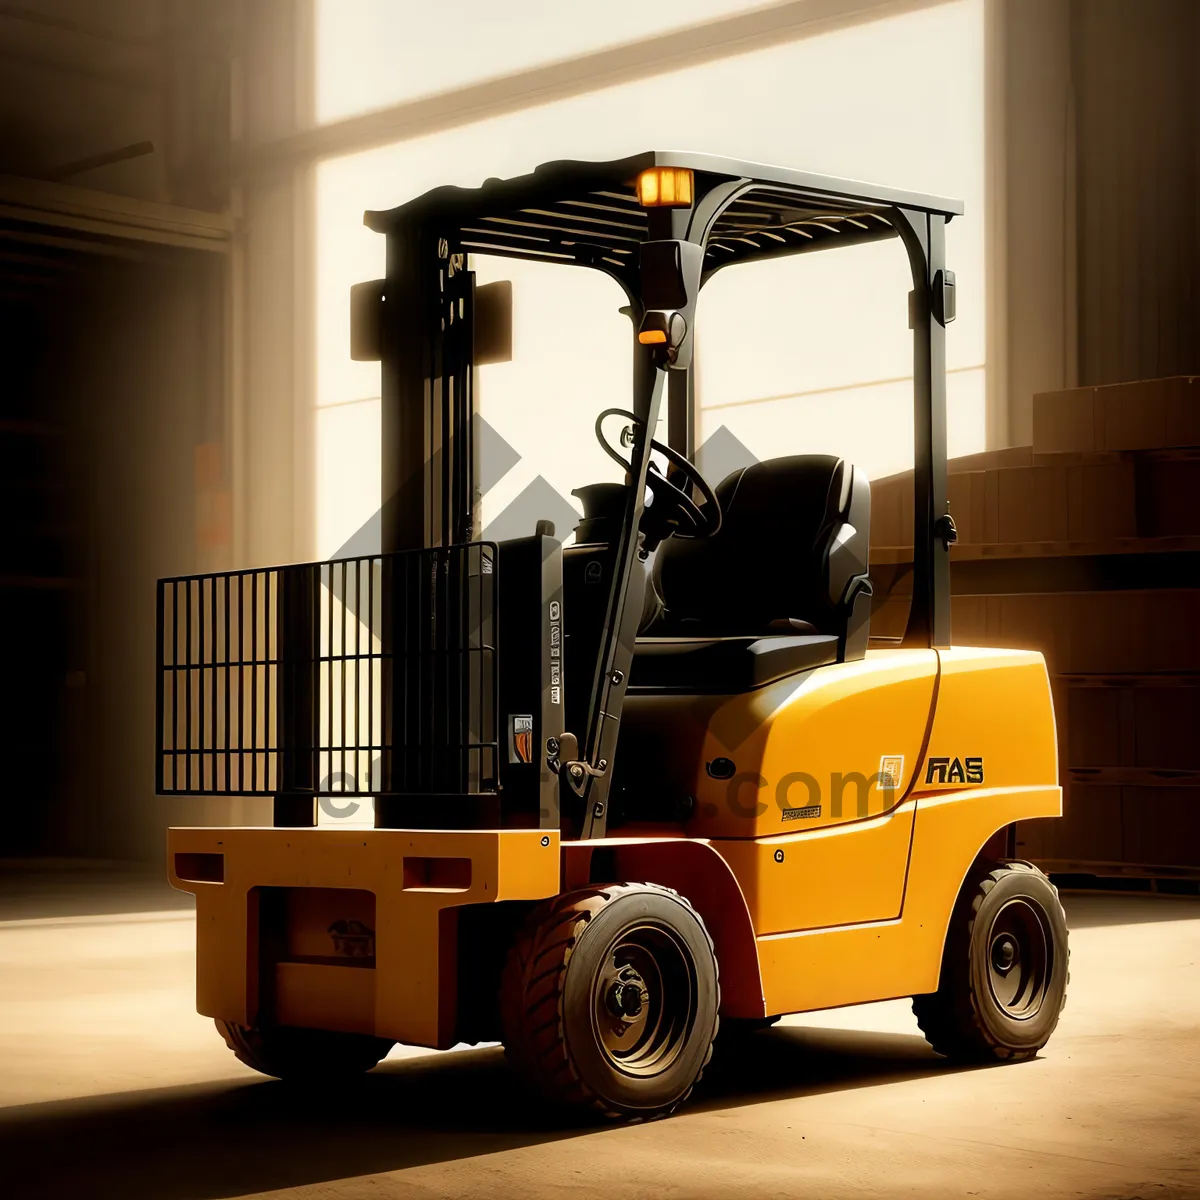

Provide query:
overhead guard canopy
left=363, top=150, right=962, bottom=280
left=364, top=149, right=963, bottom=663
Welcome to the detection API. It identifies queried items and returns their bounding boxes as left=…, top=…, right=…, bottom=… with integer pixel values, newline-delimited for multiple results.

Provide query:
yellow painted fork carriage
left=170, top=646, right=1062, bottom=1079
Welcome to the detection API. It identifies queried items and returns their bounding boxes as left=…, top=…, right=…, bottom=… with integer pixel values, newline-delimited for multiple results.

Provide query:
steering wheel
left=595, top=408, right=722, bottom=539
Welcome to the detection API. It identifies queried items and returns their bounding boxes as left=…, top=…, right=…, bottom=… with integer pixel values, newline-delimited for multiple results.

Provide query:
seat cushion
left=630, top=633, right=839, bottom=693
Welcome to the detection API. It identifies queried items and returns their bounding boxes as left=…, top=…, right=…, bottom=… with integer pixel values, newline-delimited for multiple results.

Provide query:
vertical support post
left=274, top=564, right=318, bottom=826
left=377, top=553, right=397, bottom=801
left=381, top=226, right=436, bottom=553
left=381, top=229, right=476, bottom=551
left=898, top=209, right=952, bottom=650
left=155, top=579, right=166, bottom=795
left=445, top=261, right=476, bottom=544
left=926, top=215, right=952, bottom=649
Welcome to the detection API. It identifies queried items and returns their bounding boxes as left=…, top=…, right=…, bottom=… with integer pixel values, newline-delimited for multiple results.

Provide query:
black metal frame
left=363, top=152, right=960, bottom=835
left=380, top=231, right=477, bottom=553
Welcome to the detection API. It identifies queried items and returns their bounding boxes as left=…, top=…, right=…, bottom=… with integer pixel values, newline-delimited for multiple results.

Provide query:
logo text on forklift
left=925, top=756, right=985, bottom=785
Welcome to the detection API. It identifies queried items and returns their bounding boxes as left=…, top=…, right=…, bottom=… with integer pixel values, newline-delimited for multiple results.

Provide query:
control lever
left=548, top=731, right=608, bottom=797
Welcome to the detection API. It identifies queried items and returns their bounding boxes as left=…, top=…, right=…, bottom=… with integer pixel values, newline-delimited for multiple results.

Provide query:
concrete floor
left=1, top=887, right=1197, bottom=1200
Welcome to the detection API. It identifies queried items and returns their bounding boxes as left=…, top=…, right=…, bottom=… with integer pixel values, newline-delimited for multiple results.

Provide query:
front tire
left=215, top=1020, right=394, bottom=1081
left=500, top=883, right=720, bottom=1121
left=913, top=860, right=1069, bottom=1062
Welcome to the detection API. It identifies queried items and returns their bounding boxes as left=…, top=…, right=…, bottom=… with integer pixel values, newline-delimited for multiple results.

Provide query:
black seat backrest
left=651, top=454, right=873, bottom=660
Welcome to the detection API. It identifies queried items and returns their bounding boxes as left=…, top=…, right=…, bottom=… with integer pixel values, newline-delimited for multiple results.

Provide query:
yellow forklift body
left=690, top=643, right=1058, bottom=1014
left=169, top=828, right=561, bottom=1049
left=686, top=647, right=941, bottom=841
left=169, top=646, right=1058, bottom=1044
left=700, top=645, right=1057, bottom=926
left=752, top=777, right=1061, bottom=1015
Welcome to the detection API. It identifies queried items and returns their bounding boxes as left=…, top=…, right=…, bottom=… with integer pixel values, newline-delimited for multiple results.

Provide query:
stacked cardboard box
left=869, top=451, right=1200, bottom=549
left=1034, top=376, right=1200, bottom=454
left=869, top=375, right=1200, bottom=876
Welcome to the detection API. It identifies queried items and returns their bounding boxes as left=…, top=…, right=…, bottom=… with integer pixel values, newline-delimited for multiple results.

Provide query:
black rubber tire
left=913, top=860, right=1069, bottom=1062
left=215, top=1019, right=395, bottom=1081
left=500, top=883, right=720, bottom=1121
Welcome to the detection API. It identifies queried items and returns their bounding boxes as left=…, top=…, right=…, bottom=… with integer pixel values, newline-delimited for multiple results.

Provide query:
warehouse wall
left=995, top=0, right=1200, bottom=442
left=1072, top=0, right=1200, bottom=388
left=54, top=257, right=225, bottom=862
left=988, top=0, right=1074, bottom=448
left=0, top=2, right=245, bottom=865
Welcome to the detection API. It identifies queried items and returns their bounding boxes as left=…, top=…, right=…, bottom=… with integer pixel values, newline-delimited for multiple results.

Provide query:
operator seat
left=632, top=455, right=873, bottom=691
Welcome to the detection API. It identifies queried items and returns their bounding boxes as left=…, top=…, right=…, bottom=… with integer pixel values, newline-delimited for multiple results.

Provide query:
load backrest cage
left=156, top=543, right=498, bottom=812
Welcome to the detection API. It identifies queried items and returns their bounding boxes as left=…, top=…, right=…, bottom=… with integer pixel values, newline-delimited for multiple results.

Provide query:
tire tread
left=913, top=860, right=1070, bottom=1062
left=499, top=882, right=719, bottom=1121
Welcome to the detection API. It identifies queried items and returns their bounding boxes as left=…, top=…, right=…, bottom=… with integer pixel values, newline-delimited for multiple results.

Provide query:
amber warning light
left=636, top=167, right=694, bottom=208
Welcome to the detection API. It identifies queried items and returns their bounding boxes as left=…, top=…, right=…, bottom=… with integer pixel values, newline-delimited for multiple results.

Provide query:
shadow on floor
left=1062, top=893, right=1200, bottom=929
left=0, top=859, right=192, bottom=922
left=1, top=1026, right=975, bottom=1200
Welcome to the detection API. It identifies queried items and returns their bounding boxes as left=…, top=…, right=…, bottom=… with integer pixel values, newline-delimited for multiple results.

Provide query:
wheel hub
left=591, top=923, right=699, bottom=1076
left=991, top=934, right=1019, bottom=974
left=606, top=969, right=647, bottom=1021
left=986, top=898, right=1052, bottom=1020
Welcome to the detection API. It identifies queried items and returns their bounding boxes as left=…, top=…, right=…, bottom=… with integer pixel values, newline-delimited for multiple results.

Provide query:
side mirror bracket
left=933, top=268, right=956, bottom=325
left=349, top=279, right=385, bottom=362
left=637, top=240, right=704, bottom=369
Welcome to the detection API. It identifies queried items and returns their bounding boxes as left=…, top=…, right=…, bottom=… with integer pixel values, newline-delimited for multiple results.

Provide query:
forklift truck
left=163, top=153, right=1068, bottom=1120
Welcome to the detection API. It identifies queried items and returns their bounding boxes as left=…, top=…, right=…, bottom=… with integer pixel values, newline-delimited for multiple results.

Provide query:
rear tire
left=215, top=1020, right=394, bottom=1081
left=500, top=883, right=720, bottom=1121
left=913, top=860, right=1069, bottom=1062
